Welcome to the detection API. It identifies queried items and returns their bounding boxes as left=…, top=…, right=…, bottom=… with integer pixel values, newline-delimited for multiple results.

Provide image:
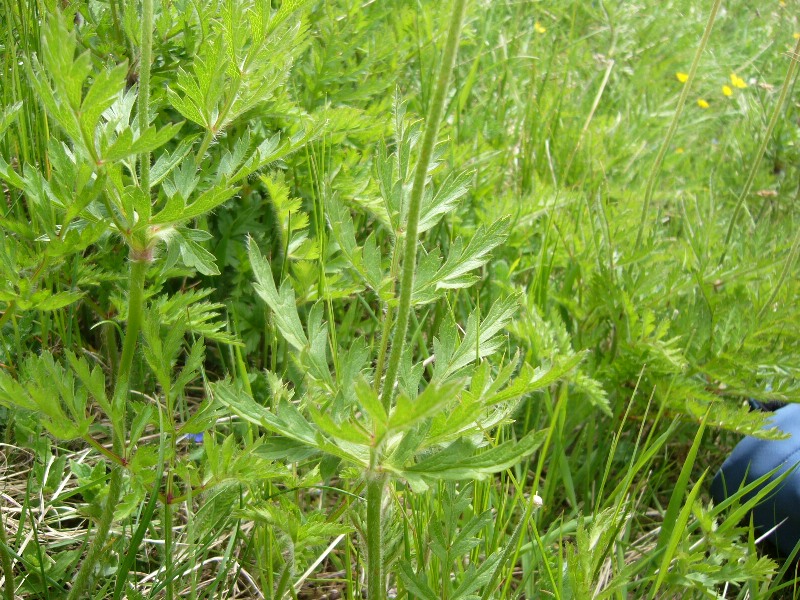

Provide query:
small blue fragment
left=186, top=433, right=204, bottom=443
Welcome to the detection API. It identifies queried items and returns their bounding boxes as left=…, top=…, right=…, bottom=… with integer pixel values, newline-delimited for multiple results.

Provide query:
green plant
left=0, top=1, right=319, bottom=596
left=2, top=0, right=800, bottom=597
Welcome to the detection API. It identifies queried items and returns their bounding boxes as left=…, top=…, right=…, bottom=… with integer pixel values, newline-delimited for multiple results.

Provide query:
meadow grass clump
left=1, top=0, right=800, bottom=598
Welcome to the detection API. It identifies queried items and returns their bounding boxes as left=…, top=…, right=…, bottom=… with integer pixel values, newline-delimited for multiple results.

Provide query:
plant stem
left=195, top=128, right=215, bottom=164
left=366, top=475, right=386, bottom=600
left=138, top=0, right=154, bottom=191
left=0, top=507, right=15, bottom=600
left=113, top=260, right=148, bottom=416
left=66, top=259, right=148, bottom=600
left=367, top=3, right=469, bottom=599
left=633, top=0, right=721, bottom=251
left=164, top=472, right=174, bottom=600
left=163, top=376, right=175, bottom=600
left=379, top=0, right=469, bottom=410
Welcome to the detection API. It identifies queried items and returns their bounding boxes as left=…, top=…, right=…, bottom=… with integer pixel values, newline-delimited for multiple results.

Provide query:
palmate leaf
left=452, top=552, right=503, bottom=600
left=103, top=122, right=184, bottom=163
left=150, top=135, right=200, bottom=187
left=0, top=352, right=93, bottom=440
left=204, top=434, right=286, bottom=486
left=397, top=563, right=439, bottom=600
left=423, top=396, right=514, bottom=452
left=26, top=59, right=80, bottom=142
left=355, top=378, right=387, bottom=433
left=25, top=15, right=86, bottom=142
left=308, top=406, right=372, bottom=445
left=0, top=156, right=25, bottom=190
left=212, top=380, right=368, bottom=466
left=418, top=169, right=473, bottom=234
left=212, top=381, right=316, bottom=445
left=433, top=296, right=519, bottom=383
left=449, top=511, right=495, bottom=558
left=79, top=62, right=128, bottom=155
left=395, top=428, right=547, bottom=493
left=326, top=198, right=386, bottom=295
left=240, top=501, right=351, bottom=550
left=237, top=117, right=329, bottom=184
left=248, top=237, right=309, bottom=351
left=152, top=288, right=239, bottom=345
left=34, top=290, right=85, bottom=311
left=167, top=0, right=310, bottom=149
left=166, top=37, right=228, bottom=129
left=389, top=379, right=464, bottom=433
left=368, top=96, right=460, bottom=233
left=141, top=310, right=186, bottom=393
left=165, top=228, right=220, bottom=276
left=151, top=182, right=238, bottom=225
left=304, top=303, right=335, bottom=388
left=413, top=217, right=511, bottom=305
left=66, top=351, right=112, bottom=418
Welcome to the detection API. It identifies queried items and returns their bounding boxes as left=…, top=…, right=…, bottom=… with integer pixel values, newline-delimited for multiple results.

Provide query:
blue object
left=712, top=403, right=800, bottom=556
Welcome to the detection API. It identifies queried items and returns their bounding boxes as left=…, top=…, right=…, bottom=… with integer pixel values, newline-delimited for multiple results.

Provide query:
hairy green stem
left=368, top=3, right=468, bottom=599
left=67, top=259, right=148, bottom=600
left=0, top=508, right=15, bottom=600
left=164, top=472, right=174, bottom=600
left=113, top=260, right=148, bottom=415
left=720, top=35, right=800, bottom=265
left=163, top=377, right=175, bottom=600
left=379, top=0, right=469, bottom=410
left=138, top=0, right=154, bottom=191
left=373, top=230, right=405, bottom=394
left=195, top=128, right=215, bottom=165
left=634, top=0, right=721, bottom=251
left=366, top=475, right=386, bottom=600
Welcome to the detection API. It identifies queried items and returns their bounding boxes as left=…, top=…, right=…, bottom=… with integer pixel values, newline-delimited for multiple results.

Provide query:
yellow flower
left=676, top=147, right=685, bottom=154
left=722, top=85, right=733, bottom=97
left=730, top=73, right=747, bottom=88
left=794, top=32, right=800, bottom=40
left=534, top=22, right=546, bottom=34
left=676, top=72, right=689, bottom=83
left=697, top=99, right=709, bottom=109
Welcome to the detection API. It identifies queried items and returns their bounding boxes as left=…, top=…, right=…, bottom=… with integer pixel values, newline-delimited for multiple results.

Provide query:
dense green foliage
left=1, top=0, right=800, bottom=598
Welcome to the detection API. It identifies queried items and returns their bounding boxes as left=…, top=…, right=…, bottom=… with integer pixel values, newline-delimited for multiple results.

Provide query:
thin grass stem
left=634, top=0, right=722, bottom=251
left=0, top=508, right=15, bottom=600
left=720, top=36, right=800, bottom=265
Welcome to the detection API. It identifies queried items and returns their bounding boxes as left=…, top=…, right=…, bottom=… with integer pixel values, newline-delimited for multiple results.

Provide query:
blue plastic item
left=711, top=403, right=800, bottom=556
